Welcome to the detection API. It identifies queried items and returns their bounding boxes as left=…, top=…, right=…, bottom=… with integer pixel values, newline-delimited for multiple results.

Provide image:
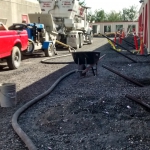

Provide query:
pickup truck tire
left=44, top=44, right=55, bottom=57
left=24, top=39, right=35, bottom=55
left=7, top=46, right=21, bottom=69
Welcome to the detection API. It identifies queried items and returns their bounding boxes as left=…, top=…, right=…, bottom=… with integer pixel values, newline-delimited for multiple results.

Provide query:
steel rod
left=100, top=33, right=134, bottom=54
left=125, top=94, right=150, bottom=109
left=110, top=48, right=137, bottom=63
left=102, top=65, right=144, bottom=87
left=121, top=38, right=135, bottom=49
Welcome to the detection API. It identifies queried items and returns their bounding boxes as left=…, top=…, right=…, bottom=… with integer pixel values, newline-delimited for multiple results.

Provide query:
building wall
left=90, top=22, right=138, bottom=35
left=139, top=0, right=150, bottom=53
left=0, top=0, right=41, bottom=26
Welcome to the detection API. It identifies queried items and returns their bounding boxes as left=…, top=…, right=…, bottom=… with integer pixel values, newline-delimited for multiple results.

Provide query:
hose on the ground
left=41, top=53, right=74, bottom=64
left=12, top=70, right=76, bottom=150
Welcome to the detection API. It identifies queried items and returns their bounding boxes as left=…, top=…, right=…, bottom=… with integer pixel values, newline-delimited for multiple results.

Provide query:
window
left=116, top=25, right=123, bottom=31
left=127, top=25, right=136, bottom=33
left=104, top=25, right=111, bottom=33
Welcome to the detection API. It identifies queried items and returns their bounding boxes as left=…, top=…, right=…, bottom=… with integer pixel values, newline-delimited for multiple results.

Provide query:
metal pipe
left=121, top=38, right=135, bottom=49
left=56, top=40, right=76, bottom=52
left=56, top=40, right=70, bottom=48
left=110, top=48, right=137, bottom=63
left=125, top=94, right=150, bottom=109
left=102, top=65, right=144, bottom=87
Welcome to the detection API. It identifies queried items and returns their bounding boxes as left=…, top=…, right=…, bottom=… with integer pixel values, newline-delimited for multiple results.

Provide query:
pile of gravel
left=0, top=36, right=150, bottom=150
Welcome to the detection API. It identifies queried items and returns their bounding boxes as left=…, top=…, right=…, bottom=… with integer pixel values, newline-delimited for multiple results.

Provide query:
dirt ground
left=32, top=37, right=150, bottom=150
left=0, top=37, right=150, bottom=150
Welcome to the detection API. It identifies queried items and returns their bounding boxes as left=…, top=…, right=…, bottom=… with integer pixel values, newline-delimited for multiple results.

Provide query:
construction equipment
left=27, top=22, right=58, bottom=56
left=9, top=22, right=57, bottom=57
left=0, top=22, right=28, bottom=69
left=29, top=0, right=93, bottom=49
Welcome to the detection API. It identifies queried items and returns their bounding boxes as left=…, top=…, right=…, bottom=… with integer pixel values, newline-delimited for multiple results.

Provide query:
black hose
left=110, top=48, right=137, bottom=63
left=102, top=65, right=144, bottom=87
left=12, top=70, right=76, bottom=150
left=41, top=53, right=73, bottom=64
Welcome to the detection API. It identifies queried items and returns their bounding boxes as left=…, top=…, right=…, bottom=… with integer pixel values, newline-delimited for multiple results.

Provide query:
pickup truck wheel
left=7, top=46, right=21, bottom=69
left=23, top=39, right=35, bottom=55
left=44, top=44, right=55, bottom=57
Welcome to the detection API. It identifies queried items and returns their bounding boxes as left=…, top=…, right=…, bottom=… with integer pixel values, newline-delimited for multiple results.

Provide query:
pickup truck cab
left=0, top=22, right=28, bottom=69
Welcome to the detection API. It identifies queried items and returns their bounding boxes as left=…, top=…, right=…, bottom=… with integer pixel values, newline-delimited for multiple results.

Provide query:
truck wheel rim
left=48, top=45, right=54, bottom=56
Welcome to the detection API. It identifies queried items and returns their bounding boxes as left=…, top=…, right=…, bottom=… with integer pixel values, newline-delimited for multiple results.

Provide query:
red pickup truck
left=0, top=22, right=28, bottom=69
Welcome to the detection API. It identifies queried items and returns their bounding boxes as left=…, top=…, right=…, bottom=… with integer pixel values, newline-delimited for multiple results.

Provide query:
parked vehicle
left=0, top=22, right=28, bottom=69
left=29, top=0, right=93, bottom=49
left=9, top=22, right=57, bottom=56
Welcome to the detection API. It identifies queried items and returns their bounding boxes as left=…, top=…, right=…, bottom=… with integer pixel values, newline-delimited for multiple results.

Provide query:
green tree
left=83, top=3, right=138, bottom=22
left=94, top=9, right=106, bottom=22
left=87, top=11, right=95, bottom=22
left=122, top=5, right=138, bottom=21
left=87, top=9, right=106, bottom=22
left=79, top=0, right=86, bottom=6
left=106, top=11, right=122, bottom=22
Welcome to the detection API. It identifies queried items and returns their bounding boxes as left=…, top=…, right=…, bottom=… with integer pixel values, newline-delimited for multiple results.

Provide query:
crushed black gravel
left=0, top=37, right=150, bottom=150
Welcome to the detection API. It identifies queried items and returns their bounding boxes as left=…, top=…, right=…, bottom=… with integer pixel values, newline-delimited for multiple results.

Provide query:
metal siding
left=144, top=4, right=148, bottom=46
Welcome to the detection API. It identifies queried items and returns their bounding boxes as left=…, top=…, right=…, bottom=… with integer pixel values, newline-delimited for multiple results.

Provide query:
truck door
left=17, top=30, right=28, bottom=51
left=15, top=25, right=28, bottom=50
left=0, top=25, right=14, bottom=57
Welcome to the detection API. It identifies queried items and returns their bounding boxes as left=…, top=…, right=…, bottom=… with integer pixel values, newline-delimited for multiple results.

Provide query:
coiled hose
left=12, top=70, right=76, bottom=150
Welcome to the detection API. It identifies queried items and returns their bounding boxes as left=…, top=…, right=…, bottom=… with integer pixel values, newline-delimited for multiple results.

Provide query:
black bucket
left=72, top=51, right=100, bottom=65
left=0, top=83, right=16, bottom=107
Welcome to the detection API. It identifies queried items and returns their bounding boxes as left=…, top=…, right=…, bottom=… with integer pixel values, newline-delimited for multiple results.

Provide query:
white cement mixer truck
left=35, top=0, right=93, bottom=49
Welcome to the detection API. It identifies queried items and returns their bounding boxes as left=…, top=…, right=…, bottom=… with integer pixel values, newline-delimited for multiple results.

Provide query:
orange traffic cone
left=119, top=34, right=122, bottom=44
left=122, top=30, right=125, bottom=39
left=140, top=26, right=144, bottom=55
left=133, top=29, right=138, bottom=50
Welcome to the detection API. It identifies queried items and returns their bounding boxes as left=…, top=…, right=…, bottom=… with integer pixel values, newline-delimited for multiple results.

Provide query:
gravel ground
left=0, top=37, right=150, bottom=150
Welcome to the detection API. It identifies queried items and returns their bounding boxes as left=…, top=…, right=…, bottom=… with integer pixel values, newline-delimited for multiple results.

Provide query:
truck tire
left=7, top=46, right=21, bottom=70
left=74, top=34, right=80, bottom=49
left=88, top=31, right=93, bottom=44
left=79, top=34, right=83, bottom=48
left=24, top=39, right=35, bottom=55
left=44, top=44, right=55, bottom=57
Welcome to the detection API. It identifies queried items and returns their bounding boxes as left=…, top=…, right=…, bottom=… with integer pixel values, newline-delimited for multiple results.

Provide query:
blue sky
left=85, top=0, right=142, bottom=13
